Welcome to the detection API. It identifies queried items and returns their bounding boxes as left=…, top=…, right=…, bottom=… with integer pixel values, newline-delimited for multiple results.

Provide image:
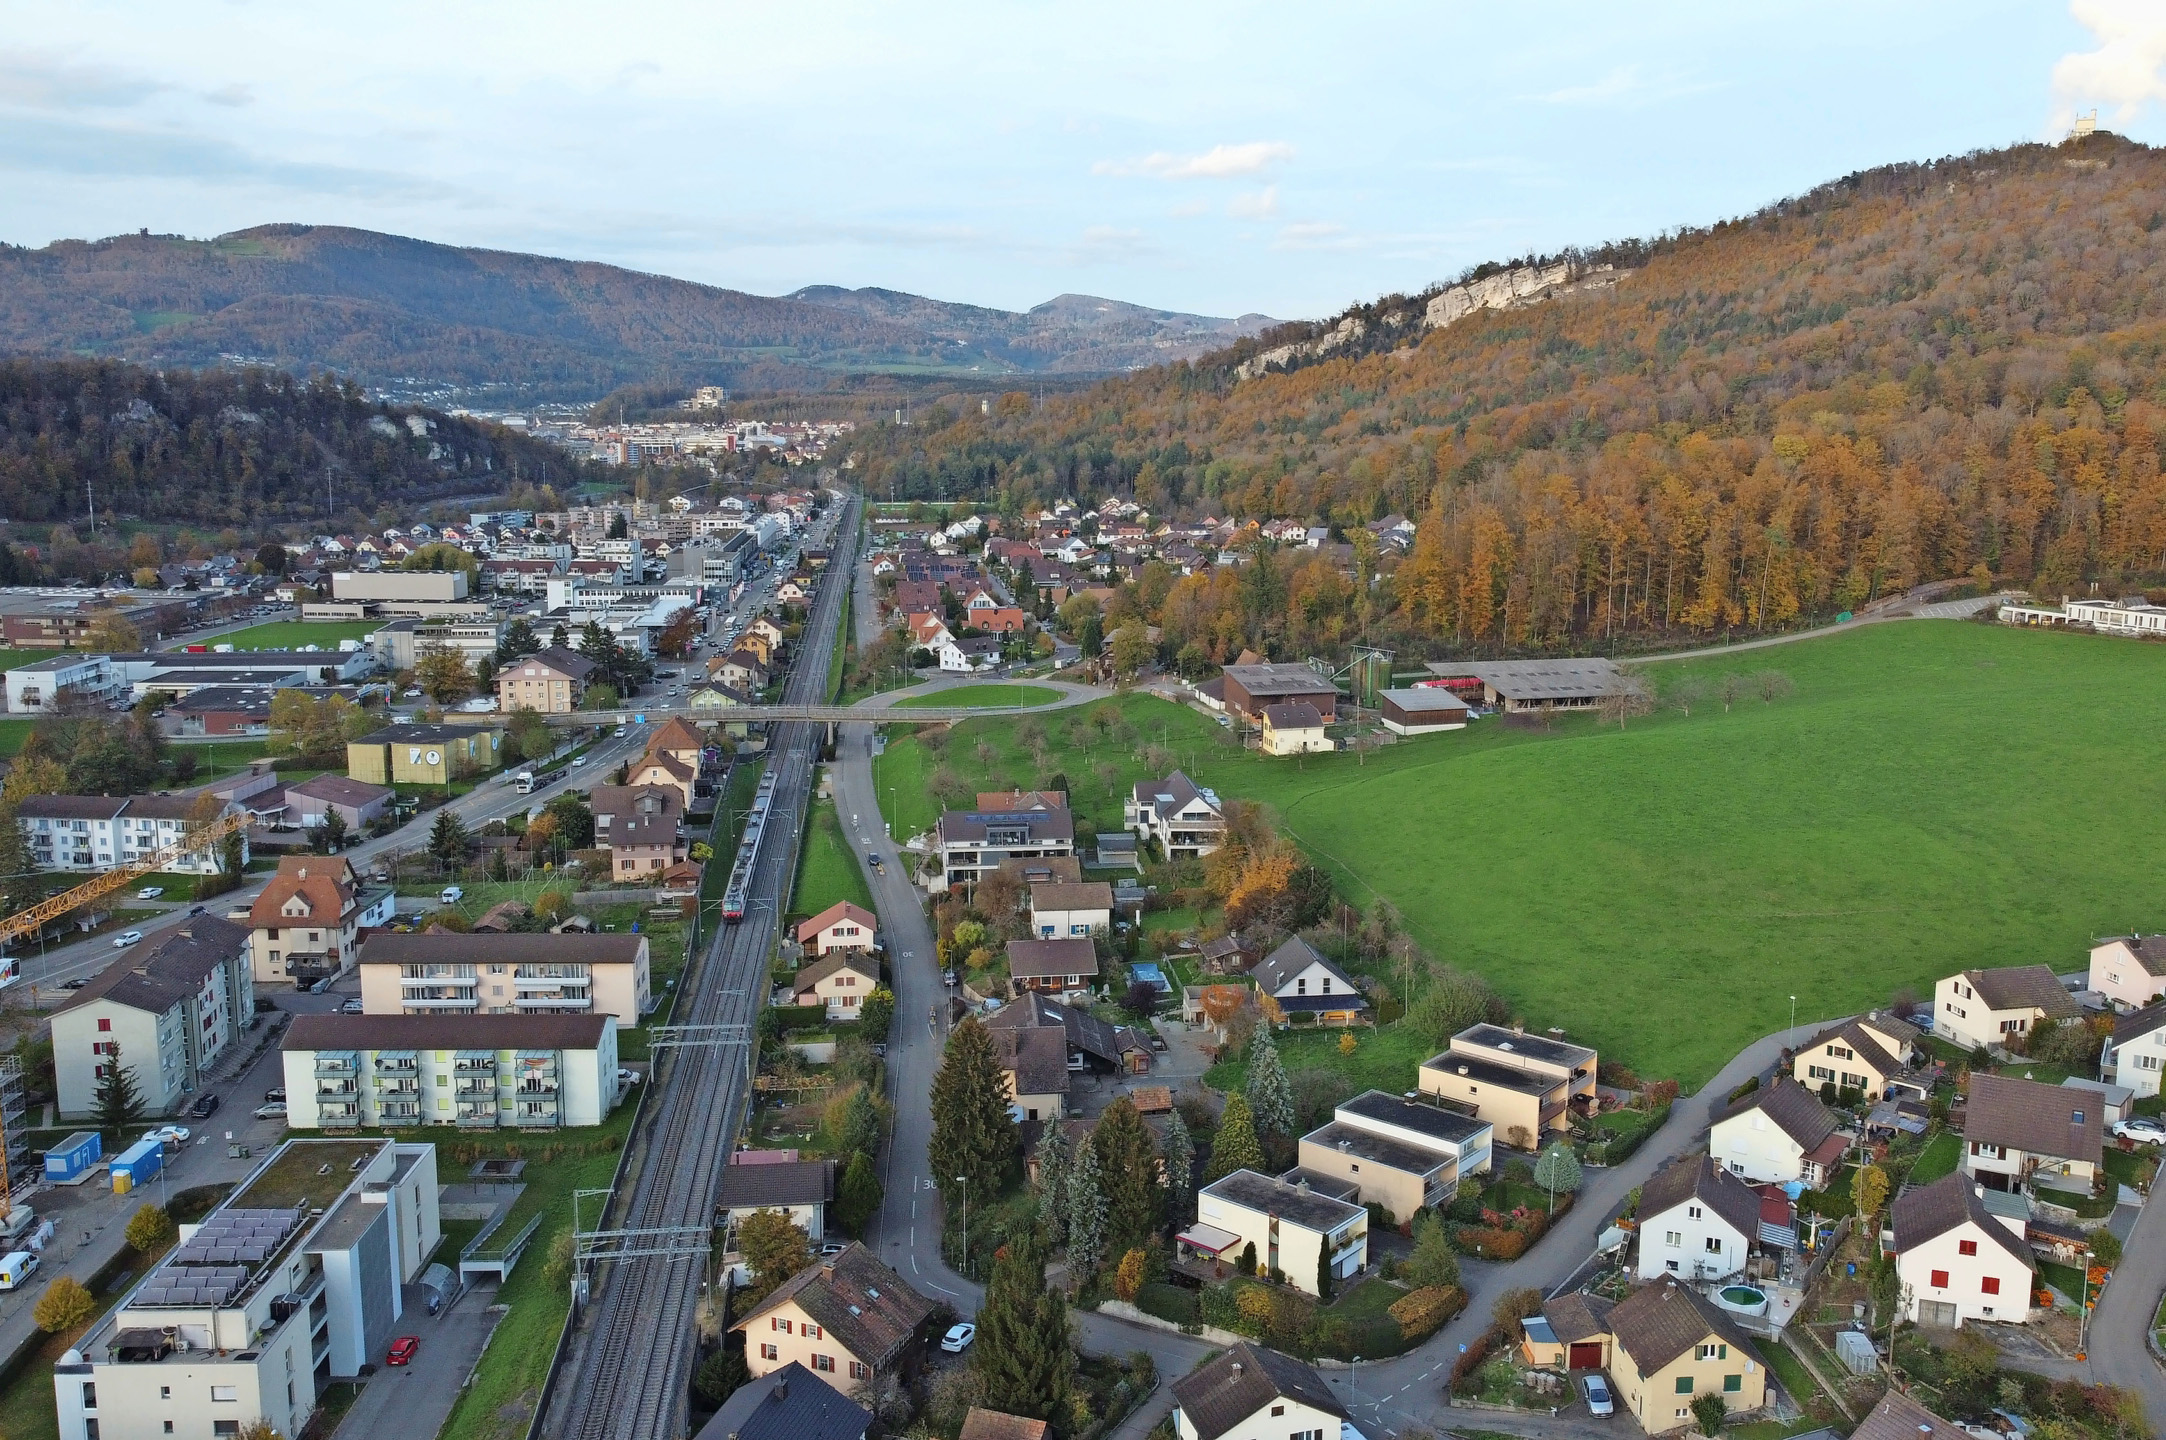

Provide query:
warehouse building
left=1218, top=663, right=1340, bottom=722
left=1376, top=687, right=1472, bottom=735
left=1421, top=658, right=1623, bottom=713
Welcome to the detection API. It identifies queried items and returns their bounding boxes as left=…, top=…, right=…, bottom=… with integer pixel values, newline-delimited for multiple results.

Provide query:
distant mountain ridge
left=0, top=225, right=1274, bottom=395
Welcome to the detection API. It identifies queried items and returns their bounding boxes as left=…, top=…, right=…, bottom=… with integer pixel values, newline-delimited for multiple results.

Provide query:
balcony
left=513, top=1102, right=560, bottom=1128
left=455, top=1080, right=496, bottom=1097
left=453, top=1056, right=497, bottom=1072
left=378, top=1102, right=421, bottom=1122
left=400, top=995, right=479, bottom=1011
left=516, top=1079, right=559, bottom=1095
left=316, top=1080, right=358, bottom=1098
left=455, top=1106, right=499, bottom=1128
left=514, top=995, right=593, bottom=1011
left=374, top=1056, right=418, bottom=1075
left=374, top=1080, right=419, bottom=1096
left=319, top=1102, right=360, bottom=1123
left=314, top=1057, right=358, bottom=1077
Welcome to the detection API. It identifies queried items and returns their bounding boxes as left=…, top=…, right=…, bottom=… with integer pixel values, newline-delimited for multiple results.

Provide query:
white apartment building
left=18, top=794, right=247, bottom=874
left=1889, top=1172, right=2035, bottom=1329
left=3, top=653, right=115, bottom=712
left=54, top=1138, right=439, bottom=1440
left=51, top=917, right=254, bottom=1120
left=1185, top=1170, right=1367, bottom=1297
left=1125, top=770, right=1226, bottom=859
left=281, top=1013, right=618, bottom=1130
left=357, top=932, right=651, bottom=1026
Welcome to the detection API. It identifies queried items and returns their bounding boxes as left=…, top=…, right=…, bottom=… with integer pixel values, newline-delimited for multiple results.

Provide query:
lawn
left=207, top=620, right=384, bottom=650
left=1909, top=1130, right=1962, bottom=1184
left=882, top=623, right=2166, bottom=1088
left=0, top=649, right=56, bottom=674
left=0, top=718, right=33, bottom=756
left=793, top=795, right=874, bottom=919
left=893, top=682, right=1063, bottom=710
left=1206, top=1021, right=1435, bottom=1096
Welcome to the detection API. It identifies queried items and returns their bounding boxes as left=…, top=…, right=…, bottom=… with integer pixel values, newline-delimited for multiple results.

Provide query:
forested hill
left=852, top=134, right=2166, bottom=661
left=0, top=225, right=1269, bottom=392
left=0, top=357, right=591, bottom=532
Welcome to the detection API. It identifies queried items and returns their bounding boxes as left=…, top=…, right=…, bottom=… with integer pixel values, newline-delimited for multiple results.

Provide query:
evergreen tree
left=429, top=809, right=470, bottom=866
left=1160, top=1109, right=1195, bottom=1223
left=550, top=621, right=571, bottom=650
left=496, top=616, right=541, bottom=664
left=0, top=802, right=39, bottom=918
left=1404, top=1211, right=1461, bottom=1290
left=1205, top=1093, right=1264, bottom=1182
left=95, top=1039, right=145, bottom=1141
left=1533, top=1144, right=1584, bottom=1213
left=1092, top=1097, right=1161, bottom=1256
left=972, top=1230, right=1071, bottom=1423
left=1317, top=1243, right=1334, bottom=1301
left=1067, top=1132, right=1107, bottom=1280
left=1245, top=1028, right=1295, bottom=1139
left=835, top=1086, right=882, bottom=1161
left=927, top=1016, right=1018, bottom=1210
left=317, top=805, right=348, bottom=854
left=1034, top=1125, right=1072, bottom=1247
left=835, top=1151, right=884, bottom=1236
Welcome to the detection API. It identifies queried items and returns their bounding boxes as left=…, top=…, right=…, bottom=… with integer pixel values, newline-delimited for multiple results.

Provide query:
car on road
left=613, top=726, right=627, bottom=737
left=386, top=1336, right=420, bottom=1366
left=264, top=1086, right=287, bottom=1103
left=0, top=1252, right=41, bottom=1290
left=113, top=931, right=144, bottom=949
left=136, top=886, right=164, bottom=900
left=940, top=1323, right=976, bottom=1353
left=340, top=998, right=365, bottom=1014
left=572, top=756, right=587, bottom=766
left=1580, top=1374, right=1614, bottom=1416
left=188, top=905, right=206, bottom=916
left=189, top=1093, right=222, bottom=1119
left=147, top=1125, right=191, bottom=1146
left=253, top=1102, right=287, bottom=1120
left=61, top=977, right=89, bottom=990
left=2111, top=1116, right=2166, bottom=1145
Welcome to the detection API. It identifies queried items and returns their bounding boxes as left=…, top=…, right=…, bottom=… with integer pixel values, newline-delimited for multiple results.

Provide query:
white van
left=439, top=886, right=464, bottom=904
left=0, top=1251, right=38, bottom=1290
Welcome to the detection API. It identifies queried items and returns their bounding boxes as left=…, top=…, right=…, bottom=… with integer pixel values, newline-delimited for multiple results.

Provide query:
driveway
left=333, top=1282, right=503, bottom=1439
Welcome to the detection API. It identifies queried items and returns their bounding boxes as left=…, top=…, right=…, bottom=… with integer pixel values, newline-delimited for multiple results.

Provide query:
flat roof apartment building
left=282, top=1013, right=618, bottom=1130
left=357, top=932, right=652, bottom=1026
left=934, top=807, right=1076, bottom=893
left=1418, top=1022, right=1598, bottom=1149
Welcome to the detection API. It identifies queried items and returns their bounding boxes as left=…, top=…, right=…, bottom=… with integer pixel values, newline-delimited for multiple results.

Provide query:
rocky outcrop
left=1423, top=260, right=1621, bottom=330
left=1233, top=314, right=1370, bottom=381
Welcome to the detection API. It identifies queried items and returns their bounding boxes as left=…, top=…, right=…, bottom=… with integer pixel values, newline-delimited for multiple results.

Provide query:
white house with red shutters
left=1889, top=1172, right=2035, bottom=1329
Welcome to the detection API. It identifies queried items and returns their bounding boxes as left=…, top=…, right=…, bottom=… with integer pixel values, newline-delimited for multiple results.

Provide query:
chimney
left=772, top=1377, right=789, bottom=1400
left=1230, top=1362, right=1243, bottom=1378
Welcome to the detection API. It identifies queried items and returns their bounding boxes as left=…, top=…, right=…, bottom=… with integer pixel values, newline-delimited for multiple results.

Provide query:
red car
left=386, top=1336, right=420, bottom=1367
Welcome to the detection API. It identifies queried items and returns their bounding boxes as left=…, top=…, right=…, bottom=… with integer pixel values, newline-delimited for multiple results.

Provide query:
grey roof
left=730, top=1243, right=933, bottom=1371
left=1171, top=1342, right=1345, bottom=1440
left=2114, top=999, right=2166, bottom=1045
left=1960, top=965, right=2081, bottom=1019
left=1377, top=686, right=1472, bottom=713
left=994, top=1025, right=1071, bottom=1096
left=1455, top=1023, right=1595, bottom=1069
left=509, top=646, right=598, bottom=680
left=283, top=1012, right=610, bottom=1051
left=1200, top=1168, right=1365, bottom=1233
left=1794, top=1018, right=1908, bottom=1080
left=1262, top=701, right=1325, bottom=729
left=2101, top=935, right=2166, bottom=978
left=1890, top=1172, right=2034, bottom=1269
left=1300, top=1122, right=1452, bottom=1178
left=695, top=1364, right=871, bottom=1440
left=794, top=952, right=880, bottom=990
left=718, top=1159, right=836, bottom=1211
left=1964, top=1073, right=2103, bottom=1165
left=358, top=932, right=645, bottom=967
left=1422, top=657, right=1623, bottom=701
left=1030, top=882, right=1113, bottom=911
left=16, top=796, right=130, bottom=820
left=1715, top=1078, right=1840, bottom=1153
left=2059, top=1076, right=2134, bottom=1110
left=1005, top=937, right=1098, bottom=980
left=1219, top=664, right=1340, bottom=700
left=1638, top=1154, right=1763, bottom=1243
left=938, top=810, right=1076, bottom=844
left=1252, top=936, right=1361, bottom=1000
left=57, top=917, right=248, bottom=1019
left=1131, top=770, right=1221, bottom=818
left=287, top=774, right=394, bottom=806
left=1419, top=1051, right=1557, bottom=1096
left=1850, top=1390, right=1965, bottom=1440
left=1336, top=1090, right=1492, bottom=1148
left=359, top=722, right=499, bottom=742
left=1608, top=1279, right=1760, bottom=1378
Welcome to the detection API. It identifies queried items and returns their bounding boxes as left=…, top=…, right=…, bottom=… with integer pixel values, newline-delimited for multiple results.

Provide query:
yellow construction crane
left=0, top=810, right=251, bottom=953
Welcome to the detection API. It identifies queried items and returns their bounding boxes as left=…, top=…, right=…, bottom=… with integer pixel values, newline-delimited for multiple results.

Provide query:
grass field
left=0, top=649, right=55, bottom=673
left=793, top=795, right=874, bottom=918
left=204, top=620, right=383, bottom=650
left=0, top=717, right=32, bottom=755
left=894, top=682, right=1063, bottom=709
left=877, top=623, right=2166, bottom=1088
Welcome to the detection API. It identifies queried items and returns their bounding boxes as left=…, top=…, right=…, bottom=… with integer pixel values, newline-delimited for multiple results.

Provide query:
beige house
left=1260, top=701, right=1332, bottom=756
left=591, top=784, right=686, bottom=881
left=792, top=952, right=880, bottom=1020
left=797, top=900, right=878, bottom=956
left=2088, top=935, right=2166, bottom=1012
left=1292, top=1090, right=1492, bottom=1221
left=1890, top=1172, right=2035, bottom=1328
left=1934, top=965, right=2080, bottom=1053
left=1005, top=936, right=1098, bottom=998
left=1029, top=881, right=1113, bottom=939
left=732, top=1244, right=933, bottom=1392
left=993, top=1025, right=1070, bottom=1122
left=1788, top=1012, right=1924, bottom=1101
left=624, top=751, right=698, bottom=808
left=1419, top=1021, right=1596, bottom=1148
left=247, top=855, right=362, bottom=986
left=1184, top=1169, right=1367, bottom=1296
left=358, top=931, right=651, bottom=1025
left=1607, top=1280, right=1769, bottom=1434
left=495, top=646, right=597, bottom=713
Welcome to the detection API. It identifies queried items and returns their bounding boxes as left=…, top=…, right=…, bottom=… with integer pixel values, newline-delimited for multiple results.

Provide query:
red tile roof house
left=791, top=951, right=881, bottom=1020
left=1004, top=937, right=1099, bottom=999
left=797, top=901, right=877, bottom=957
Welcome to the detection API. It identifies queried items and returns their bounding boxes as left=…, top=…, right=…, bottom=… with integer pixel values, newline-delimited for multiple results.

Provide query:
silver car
left=1580, top=1374, right=1614, bottom=1416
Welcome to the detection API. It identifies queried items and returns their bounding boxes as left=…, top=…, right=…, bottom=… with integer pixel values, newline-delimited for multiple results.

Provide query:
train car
left=721, top=770, right=779, bottom=922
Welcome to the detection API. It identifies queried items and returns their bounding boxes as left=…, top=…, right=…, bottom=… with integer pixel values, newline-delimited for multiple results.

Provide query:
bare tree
left=1667, top=675, right=1708, bottom=717
left=1597, top=672, right=1655, bottom=730
left=1754, top=669, right=1795, bottom=704
left=1717, top=673, right=1745, bottom=712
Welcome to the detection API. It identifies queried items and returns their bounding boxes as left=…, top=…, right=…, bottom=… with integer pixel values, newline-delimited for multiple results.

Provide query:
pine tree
left=973, top=1230, right=1071, bottom=1422
left=1092, top=1097, right=1162, bottom=1256
left=1205, top=1093, right=1264, bottom=1182
left=927, top=1016, right=1018, bottom=1210
left=1405, top=1211, right=1461, bottom=1290
left=1246, top=1028, right=1294, bottom=1139
left=1067, top=1131, right=1107, bottom=1280
left=1317, top=1243, right=1333, bottom=1301
left=550, top=621, right=571, bottom=650
left=1161, top=1108, right=1195, bottom=1222
left=1533, top=1144, right=1584, bottom=1213
left=1034, top=1125, right=1072, bottom=1247
left=317, top=805, right=348, bottom=854
left=95, top=1040, right=145, bottom=1142
left=429, top=809, right=469, bottom=866
left=835, top=1151, right=884, bottom=1236
left=835, top=1086, right=882, bottom=1161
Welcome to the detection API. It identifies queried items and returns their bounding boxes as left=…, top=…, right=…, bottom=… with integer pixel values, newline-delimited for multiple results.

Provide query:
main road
left=540, top=493, right=859, bottom=1440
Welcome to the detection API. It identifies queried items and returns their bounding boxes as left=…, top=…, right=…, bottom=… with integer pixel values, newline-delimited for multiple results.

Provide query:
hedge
left=1137, top=1282, right=1198, bottom=1326
left=1388, top=1285, right=1466, bottom=1341
left=1449, top=1332, right=1494, bottom=1393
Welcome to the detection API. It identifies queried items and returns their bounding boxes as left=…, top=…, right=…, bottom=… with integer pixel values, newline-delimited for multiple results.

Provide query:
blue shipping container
left=43, top=1131, right=100, bottom=1182
left=111, top=1138, right=163, bottom=1190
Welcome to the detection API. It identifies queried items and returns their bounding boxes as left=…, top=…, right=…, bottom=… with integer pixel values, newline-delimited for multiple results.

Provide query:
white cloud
left=0, top=52, right=170, bottom=110
left=1228, top=185, right=1278, bottom=219
left=1093, top=140, right=1292, bottom=180
left=1531, top=65, right=1725, bottom=109
left=2049, top=0, right=2166, bottom=134
left=1273, top=221, right=1351, bottom=251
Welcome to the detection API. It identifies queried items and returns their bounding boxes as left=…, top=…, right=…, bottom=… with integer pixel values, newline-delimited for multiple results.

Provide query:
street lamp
left=955, top=1175, right=968, bottom=1274
left=1789, top=995, right=1797, bottom=1047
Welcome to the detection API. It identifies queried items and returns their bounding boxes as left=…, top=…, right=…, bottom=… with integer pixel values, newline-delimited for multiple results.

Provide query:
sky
left=2, top=1, right=2163, bottom=323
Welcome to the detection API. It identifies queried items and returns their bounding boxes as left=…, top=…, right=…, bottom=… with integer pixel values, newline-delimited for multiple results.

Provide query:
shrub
left=34, top=1275, right=94, bottom=1334
left=1388, top=1285, right=1467, bottom=1341
left=1449, top=1333, right=1493, bottom=1394
left=1692, top=1393, right=1728, bottom=1436
left=125, top=1204, right=176, bottom=1255
left=1234, top=1285, right=1275, bottom=1335
left=1114, top=1248, right=1148, bottom=1303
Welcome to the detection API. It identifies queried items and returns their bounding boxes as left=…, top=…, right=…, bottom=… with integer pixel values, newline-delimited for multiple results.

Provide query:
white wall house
left=4, top=654, right=114, bottom=712
left=1030, top=881, right=1113, bottom=938
left=1635, top=1155, right=1761, bottom=1283
left=1125, top=771, right=1226, bottom=859
left=1171, top=1344, right=1348, bottom=1440
left=1890, top=1173, right=2035, bottom=1328
left=19, top=794, right=247, bottom=875
left=1191, top=1170, right=1367, bottom=1296
left=2089, top=936, right=2166, bottom=1012
left=1709, top=1079, right=1847, bottom=1186
left=2103, top=1002, right=2166, bottom=1100
left=282, top=1013, right=618, bottom=1130
left=1934, top=966, right=2079, bottom=1053
left=51, top=918, right=254, bottom=1120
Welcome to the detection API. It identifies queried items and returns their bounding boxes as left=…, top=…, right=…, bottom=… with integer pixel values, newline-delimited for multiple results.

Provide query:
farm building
left=1377, top=687, right=1472, bottom=734
left=1218, top=663, right=1339, bottom=722
left=1420, top=657, right=1622, bottom=712
left=1260, top=702, right=1332, bottom=756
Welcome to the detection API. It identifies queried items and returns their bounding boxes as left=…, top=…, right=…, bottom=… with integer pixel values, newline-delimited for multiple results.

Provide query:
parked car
left=572, top=756, right=588, bottom=767
left=147, top=1125, right=191, bottom=1146
left=386, top=1336, right=420, bottom=1366
left=340, top=998, right=365, bottom=1014
left=940, top=1322, right=976, bottom=1353
left=0, top=1252, right=40, bottom=1290
left=60, top=978, right=89, bottom=990
left=253, top=1102, right=287, bottom=1120
left=136, top=886, right=164, bottom=900
left=113, top=931, right=144, bottom=949
left=617, top=1069, right=641, bottom=1085
left=439, top=886, right=464, bottom=904
left=264, top=1087, right=287, bottom=1103
left=2111, top=1116, right=2166, bottom=1145
left=189, top=1093, right=222, bottom=1119
left=1581, top=1374, right=1614, bottom=1416
left=818, top=1242, right=847, bottom=1258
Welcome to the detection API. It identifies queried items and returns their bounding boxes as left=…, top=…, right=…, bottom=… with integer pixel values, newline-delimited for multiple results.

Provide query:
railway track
left=542, top=493, right=860, bottom=1440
